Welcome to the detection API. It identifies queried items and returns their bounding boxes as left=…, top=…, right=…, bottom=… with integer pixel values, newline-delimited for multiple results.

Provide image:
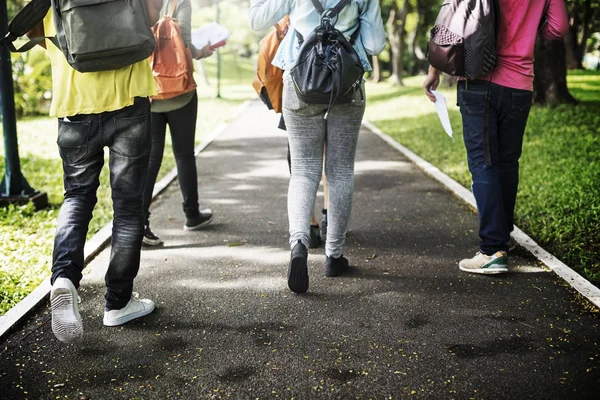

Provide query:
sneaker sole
left=459, top=264, right=509, bottom=275
left=142, top=237, right=163, bottom=246
left=183, top=215, right=213, bottom=231
left=103, top=303, right=156, bottom=327
left=51, top=289, right=83, bottom=344
left=288, top=256, right=309, bottom=294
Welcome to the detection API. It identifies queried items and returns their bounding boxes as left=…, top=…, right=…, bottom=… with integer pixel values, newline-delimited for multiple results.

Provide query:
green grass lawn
left=0, top=51, right=256, bottom=315
left=364, top=70, right=600, bottom=285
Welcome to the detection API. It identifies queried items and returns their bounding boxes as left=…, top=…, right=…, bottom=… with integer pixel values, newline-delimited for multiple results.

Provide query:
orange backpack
left=150, top=0, right=196, bottom=100
left=252, top=16, right=289, bottom=113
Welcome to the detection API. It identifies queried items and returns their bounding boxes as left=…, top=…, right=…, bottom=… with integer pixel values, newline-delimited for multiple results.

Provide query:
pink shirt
left=480, top=0, right=568, bottom=91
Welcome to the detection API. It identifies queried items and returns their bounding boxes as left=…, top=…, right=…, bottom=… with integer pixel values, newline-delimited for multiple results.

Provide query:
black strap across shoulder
left=0, top=0, right=56, bottom=53
left=297, top=0, right=358, bottom=45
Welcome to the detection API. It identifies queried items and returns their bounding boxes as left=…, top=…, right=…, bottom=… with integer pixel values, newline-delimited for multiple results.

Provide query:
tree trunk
left=386, top=2, right=410, bottom=86
left=564, top=0, right=593, bottom=70
left=533, top=37, right=577, bottom=105
left=387, top=8, right=403, bottom=86
left=371, top=55, right=382, bottom=82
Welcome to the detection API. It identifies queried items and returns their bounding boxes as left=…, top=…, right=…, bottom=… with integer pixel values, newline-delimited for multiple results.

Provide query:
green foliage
left=365, top=72, right=600, bottom=286
left=11, top=47, right=53, bottom=117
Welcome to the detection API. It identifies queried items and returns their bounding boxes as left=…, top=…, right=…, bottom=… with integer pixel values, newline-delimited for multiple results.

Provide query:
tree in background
left=564, top=0, right=600, bottom=69
left=385, top=0, right=411, bottom=86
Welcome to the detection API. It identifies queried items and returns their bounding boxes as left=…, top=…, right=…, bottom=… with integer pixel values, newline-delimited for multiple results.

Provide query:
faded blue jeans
left=282, top=74, right=365, bottom=258
left=458, top=80, right=533, bottom=255
left=51, top=97, right=151, bottom=310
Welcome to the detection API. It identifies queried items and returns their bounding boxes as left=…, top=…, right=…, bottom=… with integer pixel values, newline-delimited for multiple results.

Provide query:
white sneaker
left=103, top=293, right=155, bottom=326
left=51, top=277, right=83, bottom=344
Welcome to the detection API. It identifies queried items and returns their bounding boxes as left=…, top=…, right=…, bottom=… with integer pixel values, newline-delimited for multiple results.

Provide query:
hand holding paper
left=430, top=90, right=453, bottom=138
left=192, top=22, right=230, bottom=50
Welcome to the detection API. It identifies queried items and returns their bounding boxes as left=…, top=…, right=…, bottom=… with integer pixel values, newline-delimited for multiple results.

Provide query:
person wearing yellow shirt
left=27, top=0, right=160, bottom=344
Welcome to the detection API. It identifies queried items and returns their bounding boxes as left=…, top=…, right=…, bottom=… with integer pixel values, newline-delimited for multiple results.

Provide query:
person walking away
left=27, top=0, right=161, bottom=343
left=423, top=0, right=568, bottom=274
left=249, top=0, right=386, bottom=293
left=142, top=0, right=216, bottom=246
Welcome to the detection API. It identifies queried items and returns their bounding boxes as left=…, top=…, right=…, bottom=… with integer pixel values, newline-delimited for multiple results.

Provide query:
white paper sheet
left=430, top=90, right=453, bottom=138
left=191, top=22, right=230, bottom=50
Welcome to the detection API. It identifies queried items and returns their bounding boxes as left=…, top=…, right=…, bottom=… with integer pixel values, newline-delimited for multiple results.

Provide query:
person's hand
left=423, top=66, right=441, bottom=102
left=194, top=44, right=214, bottom=60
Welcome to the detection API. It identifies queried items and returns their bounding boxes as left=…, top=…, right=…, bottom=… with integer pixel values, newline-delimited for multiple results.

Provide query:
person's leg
left=323, top=85, right=365, bottom=260
left=282, top=75, right=326, bottom=293
left=457, top=80, right=508, bottom=274
left=141, top=110, right=167, bottom=245
left=52, top=114, right=104, bottom=286
left=289, top=132, right=321, bottom=248
left=51, top=113, right=104, bottom=343
left=103, top=97, right=154, bottom=315
left=283, top=90, right=326, bottom=250
left=166, top=93, right=201, bottom=218
left=321, top=142, right=328, bottom=241
left=496, top=88, right=532, bottom=243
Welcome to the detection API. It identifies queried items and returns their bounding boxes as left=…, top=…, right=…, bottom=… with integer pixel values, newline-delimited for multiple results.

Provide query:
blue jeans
left=143, top=92, right=200, bottom=225
left=51, top=97, right=151, bottom=310
left=458, top=80, right=532, bottom=255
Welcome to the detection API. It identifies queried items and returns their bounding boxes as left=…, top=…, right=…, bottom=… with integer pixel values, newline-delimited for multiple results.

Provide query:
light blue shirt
left=249, top=0, right=386, bottom=72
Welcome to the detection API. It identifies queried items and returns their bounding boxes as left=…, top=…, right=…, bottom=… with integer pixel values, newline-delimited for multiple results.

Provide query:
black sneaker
left=142, top=225, right=162, bottom=246
left=321, top=209, right=327, bottom=243
left=288, top=240, right=309, bottom=294
left=325, top=255, right=349, bottom=277
left=184, top=209, right=213, bottom=231
left=309, top=224, right=322, bottom=248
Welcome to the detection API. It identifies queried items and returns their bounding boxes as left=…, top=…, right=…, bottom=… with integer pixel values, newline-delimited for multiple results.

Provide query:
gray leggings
left=282, top=74, right=365, bottom=258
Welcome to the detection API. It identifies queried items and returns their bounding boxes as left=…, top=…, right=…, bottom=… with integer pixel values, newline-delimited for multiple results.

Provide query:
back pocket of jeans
left=459, top=89, right=487, bottom=115
left=57, top=118, right=91, bottom=165
left=112, top=114, right=149, bottom=158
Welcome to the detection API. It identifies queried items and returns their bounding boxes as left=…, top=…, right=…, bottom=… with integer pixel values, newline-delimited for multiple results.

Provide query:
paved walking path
left=1, top=100, right=599, bottom=399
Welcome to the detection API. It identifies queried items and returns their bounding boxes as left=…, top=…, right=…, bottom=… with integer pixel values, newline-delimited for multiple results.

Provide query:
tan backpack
left=150, top=0, right=196, bottom=100
left=252, top=16, right=289, bottom=113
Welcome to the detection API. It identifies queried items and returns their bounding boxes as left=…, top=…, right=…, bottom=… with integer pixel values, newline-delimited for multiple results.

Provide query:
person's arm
left=173, top=0, right=213, bottom=59
left=539, top=0, right=568, bottom=40
left=358, top=0, right=386, bottom=56
left=423, top=65, right=441, bottom=102
left=25, top=20, right=46, bottom=49
left=249, top=0, right=290, bottom=31
left=146, top=0, right=163, bottom=26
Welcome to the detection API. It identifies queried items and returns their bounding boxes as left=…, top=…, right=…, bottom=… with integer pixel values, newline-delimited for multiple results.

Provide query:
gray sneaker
left=459, top=251, right=508, bottom=274
left=184, top=209, right=213, bottom=231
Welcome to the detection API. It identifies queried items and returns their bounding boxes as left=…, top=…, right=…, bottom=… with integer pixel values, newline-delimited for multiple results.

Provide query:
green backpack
left=1, top=0, right=155, bottom=73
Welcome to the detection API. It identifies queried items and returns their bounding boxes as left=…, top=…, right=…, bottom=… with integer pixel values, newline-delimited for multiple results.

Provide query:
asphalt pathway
left=1, top=100, right=599, bottom=399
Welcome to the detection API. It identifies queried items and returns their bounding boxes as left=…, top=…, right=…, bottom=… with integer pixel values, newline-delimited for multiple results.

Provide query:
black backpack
left=289, top=0, right=363, bottom=117
left=427, top=0, right=497, bottom=80
left=1, top=0, right=155, bottom=73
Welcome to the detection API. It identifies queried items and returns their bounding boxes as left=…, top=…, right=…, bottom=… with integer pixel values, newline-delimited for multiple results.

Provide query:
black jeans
left=51, top=97, right=151, bottom=310
left=142, top=92, right=199, bottom=225
left=458, top=80, right=533, bottom=255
